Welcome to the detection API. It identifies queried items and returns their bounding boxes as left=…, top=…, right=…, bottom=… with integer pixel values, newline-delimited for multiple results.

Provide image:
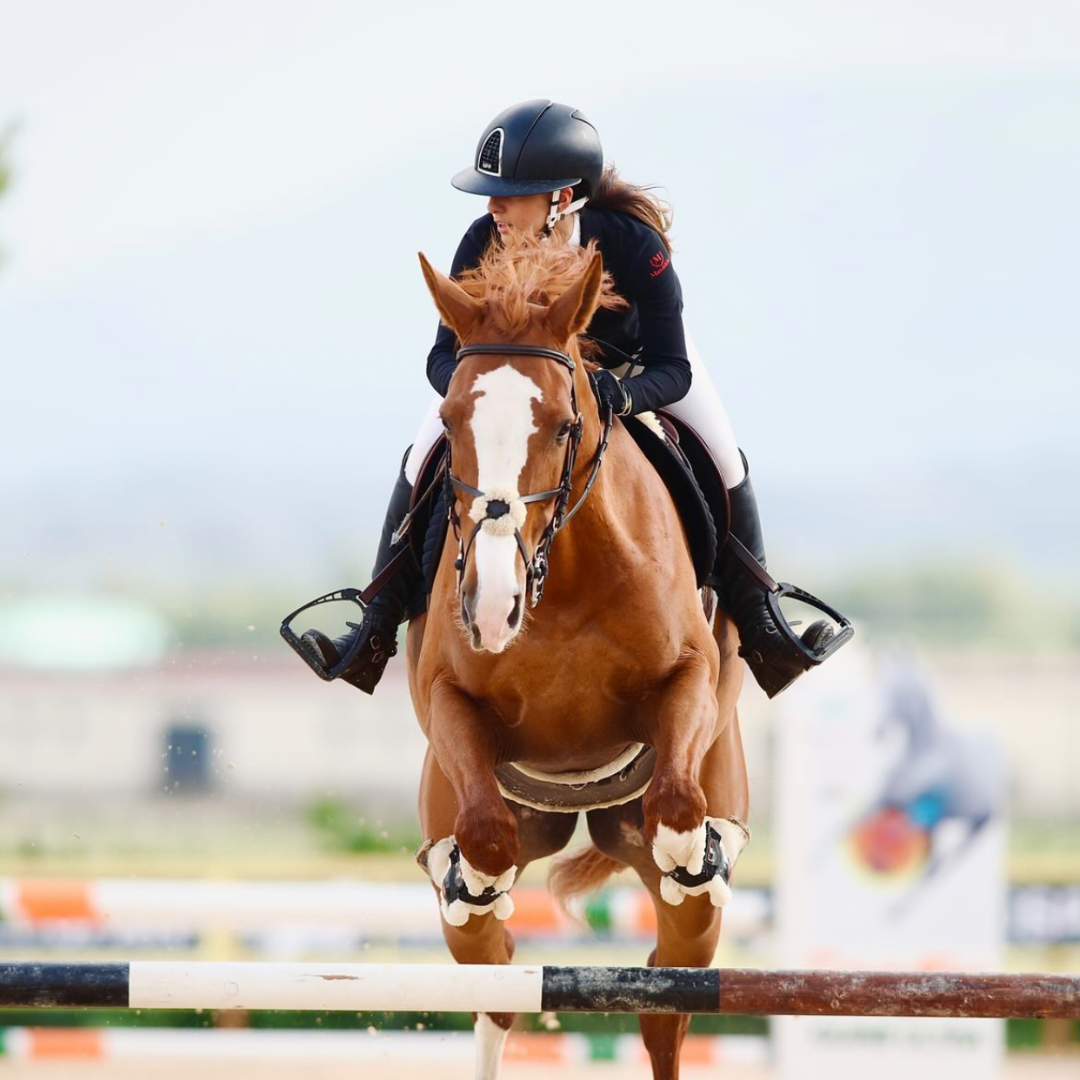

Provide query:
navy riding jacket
left=426, top=207, right=691, bottom=415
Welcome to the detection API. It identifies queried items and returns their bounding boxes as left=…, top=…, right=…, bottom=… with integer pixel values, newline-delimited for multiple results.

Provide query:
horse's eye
left=442, top=422, right=452, bottom=438
left=556, top=422, right=573, bottom=443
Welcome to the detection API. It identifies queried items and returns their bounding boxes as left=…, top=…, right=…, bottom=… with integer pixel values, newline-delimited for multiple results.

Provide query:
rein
left=447, top=343, right=613, bottom=608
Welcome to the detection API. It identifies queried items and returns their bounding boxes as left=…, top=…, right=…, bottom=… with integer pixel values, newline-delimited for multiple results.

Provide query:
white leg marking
left=426, top=836, right=517, bottom=927
left=653, top=817, right=751, bottom=908
left=475, top=1013, right=510, bottom=1080
left=652, top=822, right=704, bottom=874
left=468, top=367, right=542, bottom=650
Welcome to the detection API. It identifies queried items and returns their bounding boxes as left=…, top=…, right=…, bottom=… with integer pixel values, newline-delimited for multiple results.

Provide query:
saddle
left=620, top=412, right=727, bottom=587
left=397, top=437, right=451, bottom=619
left=398, top=412, right=730, bottom=617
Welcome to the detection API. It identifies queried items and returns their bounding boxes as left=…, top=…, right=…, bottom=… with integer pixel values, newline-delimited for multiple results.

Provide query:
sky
left=1, top=1, right=1078, bottom=594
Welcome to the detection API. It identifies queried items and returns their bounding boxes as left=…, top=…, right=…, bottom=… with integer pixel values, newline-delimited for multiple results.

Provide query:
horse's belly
left=498, top=701, right=645, bottom=774
left=510, top=744, right=636, bottom=774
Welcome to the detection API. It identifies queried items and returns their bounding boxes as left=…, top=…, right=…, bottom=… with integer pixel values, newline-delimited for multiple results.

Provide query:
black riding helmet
left=452, top=99, right=604, bottom=231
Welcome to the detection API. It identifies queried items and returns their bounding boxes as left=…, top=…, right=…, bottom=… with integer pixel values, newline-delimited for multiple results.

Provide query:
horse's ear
left=545, top=250, right=604, bottom=344
left=418, top=252, right=483, bottom=341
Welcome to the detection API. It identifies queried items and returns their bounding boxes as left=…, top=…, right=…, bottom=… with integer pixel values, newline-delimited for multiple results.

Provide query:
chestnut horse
left=408, top=237, right=750, bottom=1080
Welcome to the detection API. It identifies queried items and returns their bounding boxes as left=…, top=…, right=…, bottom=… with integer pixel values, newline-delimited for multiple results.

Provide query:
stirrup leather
left=725, top=536, right=854, bottom=666
left=279, top=542, right=412, bottom=681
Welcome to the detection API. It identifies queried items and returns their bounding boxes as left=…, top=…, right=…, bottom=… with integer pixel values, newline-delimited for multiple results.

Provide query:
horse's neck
left=549, top=407, right=660, bottom=577
left=905, top=718, right=938, bottom=754
left=890, top=683, right=940, bottom=751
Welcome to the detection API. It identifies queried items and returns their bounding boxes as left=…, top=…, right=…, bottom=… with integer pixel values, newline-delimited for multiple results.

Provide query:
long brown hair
left=586, top=165, right=674, bottom=253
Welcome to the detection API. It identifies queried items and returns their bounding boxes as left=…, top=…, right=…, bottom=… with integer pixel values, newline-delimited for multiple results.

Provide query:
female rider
left=298, top=100, right=849, bottom=697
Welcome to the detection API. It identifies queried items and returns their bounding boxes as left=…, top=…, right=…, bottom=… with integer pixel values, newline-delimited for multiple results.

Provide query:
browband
left=456, top=343, right=575, bottom=372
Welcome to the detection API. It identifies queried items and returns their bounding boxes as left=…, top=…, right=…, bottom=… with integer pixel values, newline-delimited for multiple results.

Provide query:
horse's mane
left=454, top=233, right=627, bottom=357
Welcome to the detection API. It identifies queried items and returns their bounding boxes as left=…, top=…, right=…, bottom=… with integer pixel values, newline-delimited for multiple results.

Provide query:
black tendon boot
left=716, top=457, right=851, bottom=698
left=300, top=464, right=417, bottom=694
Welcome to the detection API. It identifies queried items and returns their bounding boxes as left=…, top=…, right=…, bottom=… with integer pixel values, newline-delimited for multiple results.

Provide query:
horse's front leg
left=417, top=697, right=578, bottom=1080
left=419, top=680, right=520, bottom=920
left=641, top=651, right=750, bottom=908
left=417, top=681, right=519, bottom=1080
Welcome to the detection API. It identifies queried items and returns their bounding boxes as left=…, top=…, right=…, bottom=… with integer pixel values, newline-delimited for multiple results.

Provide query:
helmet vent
left=477, top=128, right=503, bottom=175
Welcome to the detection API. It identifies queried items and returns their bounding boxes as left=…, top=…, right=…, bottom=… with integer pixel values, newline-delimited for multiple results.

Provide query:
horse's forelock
left=456, top=234, right=626, bottom=342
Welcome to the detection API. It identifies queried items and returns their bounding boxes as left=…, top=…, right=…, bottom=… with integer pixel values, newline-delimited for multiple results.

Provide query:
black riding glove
left=592, top=369, right=633, bottom=417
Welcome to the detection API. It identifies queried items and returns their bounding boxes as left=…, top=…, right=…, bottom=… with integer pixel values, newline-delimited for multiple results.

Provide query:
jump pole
left=1, top=963, right=1077, bottom=1019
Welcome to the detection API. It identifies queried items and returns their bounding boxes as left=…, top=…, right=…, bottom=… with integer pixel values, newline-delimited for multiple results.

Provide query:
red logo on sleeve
left=649, top=249, right=671, bottom=278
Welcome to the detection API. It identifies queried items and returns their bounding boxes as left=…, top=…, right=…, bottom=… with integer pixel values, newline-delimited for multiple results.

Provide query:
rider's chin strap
left=544, top=192, right=588, bottom=235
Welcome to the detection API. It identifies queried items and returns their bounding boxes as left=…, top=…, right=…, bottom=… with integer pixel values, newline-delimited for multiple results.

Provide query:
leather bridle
left=447, top=342, right=613, bottom=608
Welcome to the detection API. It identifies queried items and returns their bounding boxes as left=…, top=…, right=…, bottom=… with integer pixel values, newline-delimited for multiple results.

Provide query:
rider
left=298, top=99, right=849, bottom=698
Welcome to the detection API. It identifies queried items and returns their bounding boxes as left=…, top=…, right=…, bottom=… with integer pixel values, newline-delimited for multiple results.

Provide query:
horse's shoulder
left=607, top=423, right=690, bottom=527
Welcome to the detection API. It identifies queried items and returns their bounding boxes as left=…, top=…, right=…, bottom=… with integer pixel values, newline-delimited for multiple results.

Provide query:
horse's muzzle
left=462, top=587, right=523, bottom=653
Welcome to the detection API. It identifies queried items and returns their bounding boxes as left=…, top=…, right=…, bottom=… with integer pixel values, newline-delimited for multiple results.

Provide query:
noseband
left=447, top=343, right=613, bottom=608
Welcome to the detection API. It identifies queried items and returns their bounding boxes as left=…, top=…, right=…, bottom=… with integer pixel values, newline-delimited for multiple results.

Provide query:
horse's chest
left=465, top=674, right=646, bottom=770
left=522, top=618, right=676, bottom=686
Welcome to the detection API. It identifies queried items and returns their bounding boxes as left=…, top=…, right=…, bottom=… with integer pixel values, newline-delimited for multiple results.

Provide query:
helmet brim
left=450, top=167, right=582, bottom=197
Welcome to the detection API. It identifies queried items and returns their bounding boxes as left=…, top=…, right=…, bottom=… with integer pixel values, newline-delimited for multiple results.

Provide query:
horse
left=869, top=653, right=1002, bottom=914
left=407, top=234, right=750, bottom=1080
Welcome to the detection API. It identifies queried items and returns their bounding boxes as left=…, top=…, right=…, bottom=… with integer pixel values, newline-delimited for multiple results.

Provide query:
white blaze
left=469, top=367, right=541, bottom=651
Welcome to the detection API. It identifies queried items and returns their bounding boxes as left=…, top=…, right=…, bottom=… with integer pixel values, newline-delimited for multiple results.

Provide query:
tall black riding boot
left=715, top=456, right=842, bottom=698
left=301, top=461, right=417, bottom=694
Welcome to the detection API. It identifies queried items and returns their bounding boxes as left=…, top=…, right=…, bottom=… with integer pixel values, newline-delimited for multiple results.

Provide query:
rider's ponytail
left=586, top=165, right=674, bottom=253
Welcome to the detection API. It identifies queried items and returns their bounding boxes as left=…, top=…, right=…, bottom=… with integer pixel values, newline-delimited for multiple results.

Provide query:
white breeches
left=405, top=392, right=451, bottom=486
left=663, top=331, right=745, bottom=486
left=404, top=328, right=745, bottom=488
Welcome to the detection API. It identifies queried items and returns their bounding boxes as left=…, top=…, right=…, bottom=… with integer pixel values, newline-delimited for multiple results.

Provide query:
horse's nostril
left=470, top=624, right=482, bottom=649
left=508, top=593, right=522, bottom=629
left=461, top=596, right=471, bottom=627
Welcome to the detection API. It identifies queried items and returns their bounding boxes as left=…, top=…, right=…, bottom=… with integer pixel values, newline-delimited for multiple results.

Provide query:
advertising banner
left=774, top=645, right=1005, bottom=1080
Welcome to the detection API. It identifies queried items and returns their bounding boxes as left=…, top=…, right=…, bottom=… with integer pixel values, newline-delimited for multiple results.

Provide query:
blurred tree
left=833, top=563, right=1073, bottom=648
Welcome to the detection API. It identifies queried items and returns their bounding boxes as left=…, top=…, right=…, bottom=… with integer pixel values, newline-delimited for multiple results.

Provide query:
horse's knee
left=455, top=803, right=518, bottom=877
left=643, top=773, right=708, bottom=838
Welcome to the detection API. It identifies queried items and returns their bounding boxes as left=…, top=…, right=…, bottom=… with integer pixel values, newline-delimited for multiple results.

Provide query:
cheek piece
left=446, top=343, right=614, bottom=608
left=543, top=189, right=589, bottom=235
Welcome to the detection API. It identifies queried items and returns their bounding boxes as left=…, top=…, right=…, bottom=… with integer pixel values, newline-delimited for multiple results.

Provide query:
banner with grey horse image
left=774, top=644, right=1005, bottom=1080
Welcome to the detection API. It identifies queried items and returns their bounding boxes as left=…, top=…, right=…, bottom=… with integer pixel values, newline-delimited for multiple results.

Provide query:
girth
left=495, top=744, right=658, bottom=813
